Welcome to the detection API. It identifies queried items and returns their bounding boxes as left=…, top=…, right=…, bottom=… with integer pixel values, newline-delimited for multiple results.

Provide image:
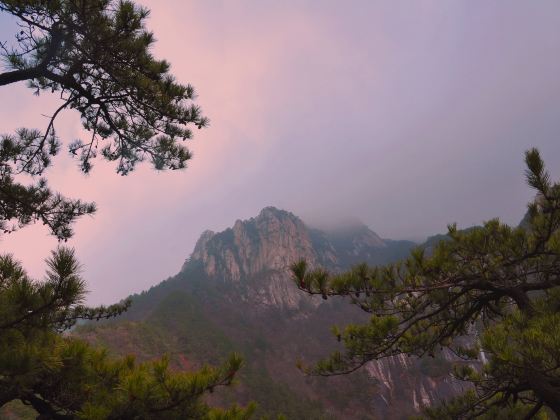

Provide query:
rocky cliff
left=78, top=207, right=465, bottom=419
left=184, top=207, right=412, bottom=311
left=185, top=208, right=325, bottom=309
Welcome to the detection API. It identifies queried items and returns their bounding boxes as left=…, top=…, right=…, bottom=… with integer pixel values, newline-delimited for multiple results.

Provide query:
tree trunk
left=0, top=68, right=40, bottom=87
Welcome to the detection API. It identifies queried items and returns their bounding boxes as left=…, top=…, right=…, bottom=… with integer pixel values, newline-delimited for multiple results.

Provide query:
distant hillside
left=76, top=207, right=464, bottom=419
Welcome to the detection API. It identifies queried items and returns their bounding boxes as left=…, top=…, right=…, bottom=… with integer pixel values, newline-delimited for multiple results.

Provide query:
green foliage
left=148, top=292, right=236, bottom=362
left=0, top=248, right=129, bottom=332
left=0, top=0, right=207, bottom=238
left=237, top=368, right=331, bottom=420
left=0, top=249, right=252, bottom=419
left=76, top=269, right=343, bottom=419
left=293, top=149, right=560, bottom=418
left=0, top=1, right=253, bottom=418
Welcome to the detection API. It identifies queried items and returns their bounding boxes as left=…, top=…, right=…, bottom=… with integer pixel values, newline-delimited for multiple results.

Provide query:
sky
left=1, top=1, right=560, bottom=305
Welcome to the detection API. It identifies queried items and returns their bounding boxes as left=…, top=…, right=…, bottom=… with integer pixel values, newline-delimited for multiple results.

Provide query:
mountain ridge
left=77, top=206, right=463, bottom=419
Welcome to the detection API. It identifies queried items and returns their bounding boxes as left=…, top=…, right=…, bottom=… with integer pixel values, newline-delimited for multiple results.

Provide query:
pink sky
left=1, top=1, right=560, bottom=305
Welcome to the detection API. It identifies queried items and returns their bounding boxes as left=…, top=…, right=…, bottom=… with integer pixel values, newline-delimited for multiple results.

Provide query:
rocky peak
left=191, top=230, right=215, bottom=258
left=188, top=207, right=318, bottom=280
left=184, top=207, right=412, bottom=309
left=255, top=206, right=295, bottom=221
left=184, top=207, right=323, bottom=309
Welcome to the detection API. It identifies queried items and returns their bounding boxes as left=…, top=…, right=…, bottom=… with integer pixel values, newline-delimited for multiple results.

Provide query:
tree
left=0, top=248, right=252, bottom=419
left=0, top=1, right=251, bottom=418
left=292, top=149, right=560, bottom=419
left=1, top=0, right=207, bottom=239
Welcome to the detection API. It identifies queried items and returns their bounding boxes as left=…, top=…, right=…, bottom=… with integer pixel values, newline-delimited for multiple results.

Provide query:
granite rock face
left=181, top=207, right=465, bottom=416
left=187, top=207, right=391, bottom=309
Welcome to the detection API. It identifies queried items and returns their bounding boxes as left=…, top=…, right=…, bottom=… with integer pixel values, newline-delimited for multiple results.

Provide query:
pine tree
left=0, top=1, right=252, bottom=418
left=0, top=0, right=208, bottom=239
left=0, top=248, right=252, bottom=419
left=292, top=149, right=560, bottom=419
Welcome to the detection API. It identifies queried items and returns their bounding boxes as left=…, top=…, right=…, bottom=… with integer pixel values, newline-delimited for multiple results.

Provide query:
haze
left=1, top=1, right=559, bottom=305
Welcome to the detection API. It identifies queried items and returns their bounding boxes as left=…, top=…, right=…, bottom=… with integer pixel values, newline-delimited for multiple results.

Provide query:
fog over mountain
left=0, top=1, right=559, bottom=305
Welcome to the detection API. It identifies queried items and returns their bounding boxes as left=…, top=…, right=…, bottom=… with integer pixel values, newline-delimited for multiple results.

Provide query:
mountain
left=76, top=207, right=464, bottom=419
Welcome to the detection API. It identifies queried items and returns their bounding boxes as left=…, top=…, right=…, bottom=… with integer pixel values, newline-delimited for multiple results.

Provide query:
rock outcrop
left=186, top=207, right=398, bottom=310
